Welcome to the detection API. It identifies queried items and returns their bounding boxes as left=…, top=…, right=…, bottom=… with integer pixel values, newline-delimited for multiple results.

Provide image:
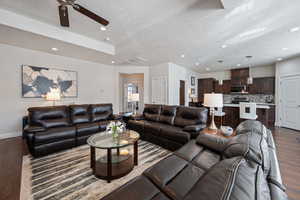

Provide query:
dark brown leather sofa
left=101, top=120, right=288, bottom=200
left=23, top=104, right=119, bottom=157
left=127, top=104, right=208, bottom=150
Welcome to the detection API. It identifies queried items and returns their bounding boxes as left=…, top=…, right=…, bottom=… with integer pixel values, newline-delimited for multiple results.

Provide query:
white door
left=152, top=76, right=167, bottom=104
left=280, top=75, right=300, bottom=130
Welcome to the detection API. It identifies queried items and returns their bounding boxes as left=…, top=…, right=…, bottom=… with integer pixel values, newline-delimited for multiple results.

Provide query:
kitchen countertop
left=223, top=103, right=276, bottom=109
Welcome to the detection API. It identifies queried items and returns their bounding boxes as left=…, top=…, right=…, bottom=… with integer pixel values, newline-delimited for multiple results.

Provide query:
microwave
left=230, top=85, right=248, bottom=94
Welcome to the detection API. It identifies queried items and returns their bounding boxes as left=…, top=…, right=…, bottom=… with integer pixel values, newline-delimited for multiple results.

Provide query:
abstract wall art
left=22, top=65, right=77, bottom=98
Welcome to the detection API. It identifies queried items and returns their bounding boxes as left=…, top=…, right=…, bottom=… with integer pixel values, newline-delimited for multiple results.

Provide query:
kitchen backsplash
left=223, top=94, right=274, bottom=104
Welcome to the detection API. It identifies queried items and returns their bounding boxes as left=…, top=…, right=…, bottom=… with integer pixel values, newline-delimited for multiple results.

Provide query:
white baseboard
left=0, top=131, right=22, bottom=140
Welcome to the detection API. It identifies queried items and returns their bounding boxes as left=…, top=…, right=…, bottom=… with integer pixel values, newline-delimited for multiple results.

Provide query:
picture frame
left=22, top=65, right=78, bottom=98
left=191, top=76, right=195, bottom=86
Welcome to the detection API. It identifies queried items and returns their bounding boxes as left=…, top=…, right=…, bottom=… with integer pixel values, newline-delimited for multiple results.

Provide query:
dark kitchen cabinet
left=248, top=77, right=275, bottom=94
left=231, top=68, right=249, bottom=85
left=198, top=78, right=214, bottom=103
left=214, top=80, right=231, bottom=94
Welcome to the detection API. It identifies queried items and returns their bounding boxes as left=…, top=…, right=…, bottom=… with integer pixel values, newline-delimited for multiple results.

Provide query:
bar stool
left=239, top=102, right=258, bottom=120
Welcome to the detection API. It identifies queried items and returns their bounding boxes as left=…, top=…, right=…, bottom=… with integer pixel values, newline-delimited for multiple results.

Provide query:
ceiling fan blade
left=59, top=5, right=70, bottom=27
left=72, top=4, right=109, bottom=26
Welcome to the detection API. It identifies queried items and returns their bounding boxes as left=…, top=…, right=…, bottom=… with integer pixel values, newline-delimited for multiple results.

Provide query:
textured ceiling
left=0, top=0, right=300, bottom=72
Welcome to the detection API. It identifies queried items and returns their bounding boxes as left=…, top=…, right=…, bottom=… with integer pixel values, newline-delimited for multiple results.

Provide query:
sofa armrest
left=196, top=133, right=229, bottom=153
left=111, top=114, right=122, bottom=121
left=131, top=114, right=144, bottom=121
left=24, top=125, right=46, bottom=133
left=183, top=124, right=206, bottom=132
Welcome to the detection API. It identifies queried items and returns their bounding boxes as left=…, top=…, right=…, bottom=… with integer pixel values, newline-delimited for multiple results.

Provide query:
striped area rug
left=20, top=140, right=170, bottom=200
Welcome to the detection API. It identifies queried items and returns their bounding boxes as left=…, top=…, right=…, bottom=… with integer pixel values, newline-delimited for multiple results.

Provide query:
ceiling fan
left=57, top=0, right=109, bottom=27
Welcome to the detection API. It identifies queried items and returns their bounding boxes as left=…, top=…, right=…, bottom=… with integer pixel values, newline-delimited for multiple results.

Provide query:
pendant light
left=246, top=56, right=253, bottom=85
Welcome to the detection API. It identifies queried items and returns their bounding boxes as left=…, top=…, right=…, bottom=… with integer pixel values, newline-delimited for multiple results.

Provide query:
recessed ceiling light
left=51, top=47, right=58, bottom=51
left=277, top=58, right=283, bottom=61
left=282, top=47, right=288, bottom=51
left=100, top=26, right=107, bottom=31
left=206, top=67, right=210, bottom=71
left=105, top=37, right=110, bottom=41
left=290, top=27, right=300, bottom=32
left=111, top=61, right=115, bottom=64
left=221, top=44, right=227, bottom=49
left=181, top=54, right=185, bottom=58
left=237, top=64, right=241, bottom=67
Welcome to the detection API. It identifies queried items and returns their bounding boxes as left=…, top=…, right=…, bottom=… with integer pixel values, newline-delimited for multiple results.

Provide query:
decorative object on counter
left=218, top=79, right=223, bottom=85
left=22, top=65, right=77, bottom=98
left=220, top=126, right=234, bottom=136
left=45, top=87, right=61, bottom=106
left=204, top=93, right=223, bottom=130
left=106, top=121, right=125, bottom=139
left=200, top=127, right=235, bottom=138
left=191, top=76, right=195, bottom=86
left=239, top=102, right=258, bottom=120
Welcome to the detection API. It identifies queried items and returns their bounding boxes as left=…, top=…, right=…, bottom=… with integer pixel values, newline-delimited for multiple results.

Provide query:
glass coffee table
left=87, top=130, right=140, bottom=183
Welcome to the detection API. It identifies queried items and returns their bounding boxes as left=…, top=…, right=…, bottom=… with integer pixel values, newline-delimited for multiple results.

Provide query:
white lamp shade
left=46, top=88, right=61, bottom=101
left=203, top=93, right=223, bottom=108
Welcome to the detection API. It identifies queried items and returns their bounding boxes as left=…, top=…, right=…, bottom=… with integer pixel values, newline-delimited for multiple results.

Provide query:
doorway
left=120, top=73, right=144, bottom=114
left=280, top=75, right=300, bottom=130
left=179, top=80, right=185, bottom=106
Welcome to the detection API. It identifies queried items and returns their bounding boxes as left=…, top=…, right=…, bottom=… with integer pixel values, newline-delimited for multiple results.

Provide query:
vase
left=112, top=130, right=119, bottom=139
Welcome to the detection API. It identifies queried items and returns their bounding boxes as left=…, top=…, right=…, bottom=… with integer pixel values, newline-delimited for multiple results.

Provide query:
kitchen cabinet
left=248, top=77, right=275, bottom=94
left=231, top=68, right=249, bottom=85
left=198, top=78, right=214, bottom=103
left=214, top=80, right=231, bottom=94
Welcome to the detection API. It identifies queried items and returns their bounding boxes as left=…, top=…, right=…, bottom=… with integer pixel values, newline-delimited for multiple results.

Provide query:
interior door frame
left=279, top=73, right=300, bottom=130
left=179, top=80, right=185, bottom=106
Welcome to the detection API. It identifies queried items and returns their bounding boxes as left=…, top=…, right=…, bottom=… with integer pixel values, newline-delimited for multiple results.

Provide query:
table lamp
left=45, top=88, right=61, bottom=106
left=203, top=93, right=223, bottom=130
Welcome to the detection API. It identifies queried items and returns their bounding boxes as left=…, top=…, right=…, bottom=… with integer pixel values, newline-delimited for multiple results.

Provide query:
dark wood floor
left=0, top=128, right=299, bottom=200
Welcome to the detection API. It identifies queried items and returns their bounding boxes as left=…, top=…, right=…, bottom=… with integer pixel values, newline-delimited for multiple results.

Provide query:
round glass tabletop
left=87, top=130, right=140, bottom=149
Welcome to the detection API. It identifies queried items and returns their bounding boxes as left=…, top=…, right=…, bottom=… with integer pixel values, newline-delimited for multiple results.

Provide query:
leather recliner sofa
left=101, top=120, right=288, bottom=200
left=23, top=103, right=119, bottom=157
left=127, top=104, right=208, bottom=150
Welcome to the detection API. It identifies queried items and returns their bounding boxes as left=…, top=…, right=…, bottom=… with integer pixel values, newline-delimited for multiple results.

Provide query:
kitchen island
left=220, top=103, right=276, bottom=128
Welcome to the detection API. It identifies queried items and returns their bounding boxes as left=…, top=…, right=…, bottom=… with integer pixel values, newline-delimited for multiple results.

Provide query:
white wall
left=275, top=56, right=300, bottom=126
left=0, top=44, right=116, bottom=139
left=149, top=62, right=200, bottom=106
left=115, top=65, right=150, bottom=113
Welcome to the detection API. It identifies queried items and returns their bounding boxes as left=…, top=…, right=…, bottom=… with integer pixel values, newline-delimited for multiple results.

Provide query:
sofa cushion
left=69, top=104, right=90, bottom=124
left=102, top=176, right=171, bottom=200
left=127, top=120, right=145, bottom=132
left=144, top=155, right=188, bottom=188
left=174, top=107, right=208, bottom=127
left=144, top=121, right=161, bottom=136
left=160, top=124, right=190, bottom=144
left=90, top=104, right=113, bottom=122
left=28, top=106, right=69, bottom=128
left=76, top=122, right=99, bottom=137
left=158, top=106, right=177, bottom=125
left=143, top=104, right=161, bottom=122
left=34, top=127, right=76, bottom=145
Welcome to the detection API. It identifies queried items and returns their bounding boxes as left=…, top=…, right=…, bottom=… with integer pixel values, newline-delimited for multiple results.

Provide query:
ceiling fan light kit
left=57, top=0, right=109, bottom=28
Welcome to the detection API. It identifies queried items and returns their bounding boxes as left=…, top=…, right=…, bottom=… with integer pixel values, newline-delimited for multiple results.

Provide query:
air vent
left=119, top=57, right=148, bottom=65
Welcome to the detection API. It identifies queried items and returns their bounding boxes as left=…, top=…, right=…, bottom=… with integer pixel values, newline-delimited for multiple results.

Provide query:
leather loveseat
left=23, top=103, right=119, bottom=157
left=101, top=120, right=288, bottom=200
left=127, top=104, right=208, bottom=150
